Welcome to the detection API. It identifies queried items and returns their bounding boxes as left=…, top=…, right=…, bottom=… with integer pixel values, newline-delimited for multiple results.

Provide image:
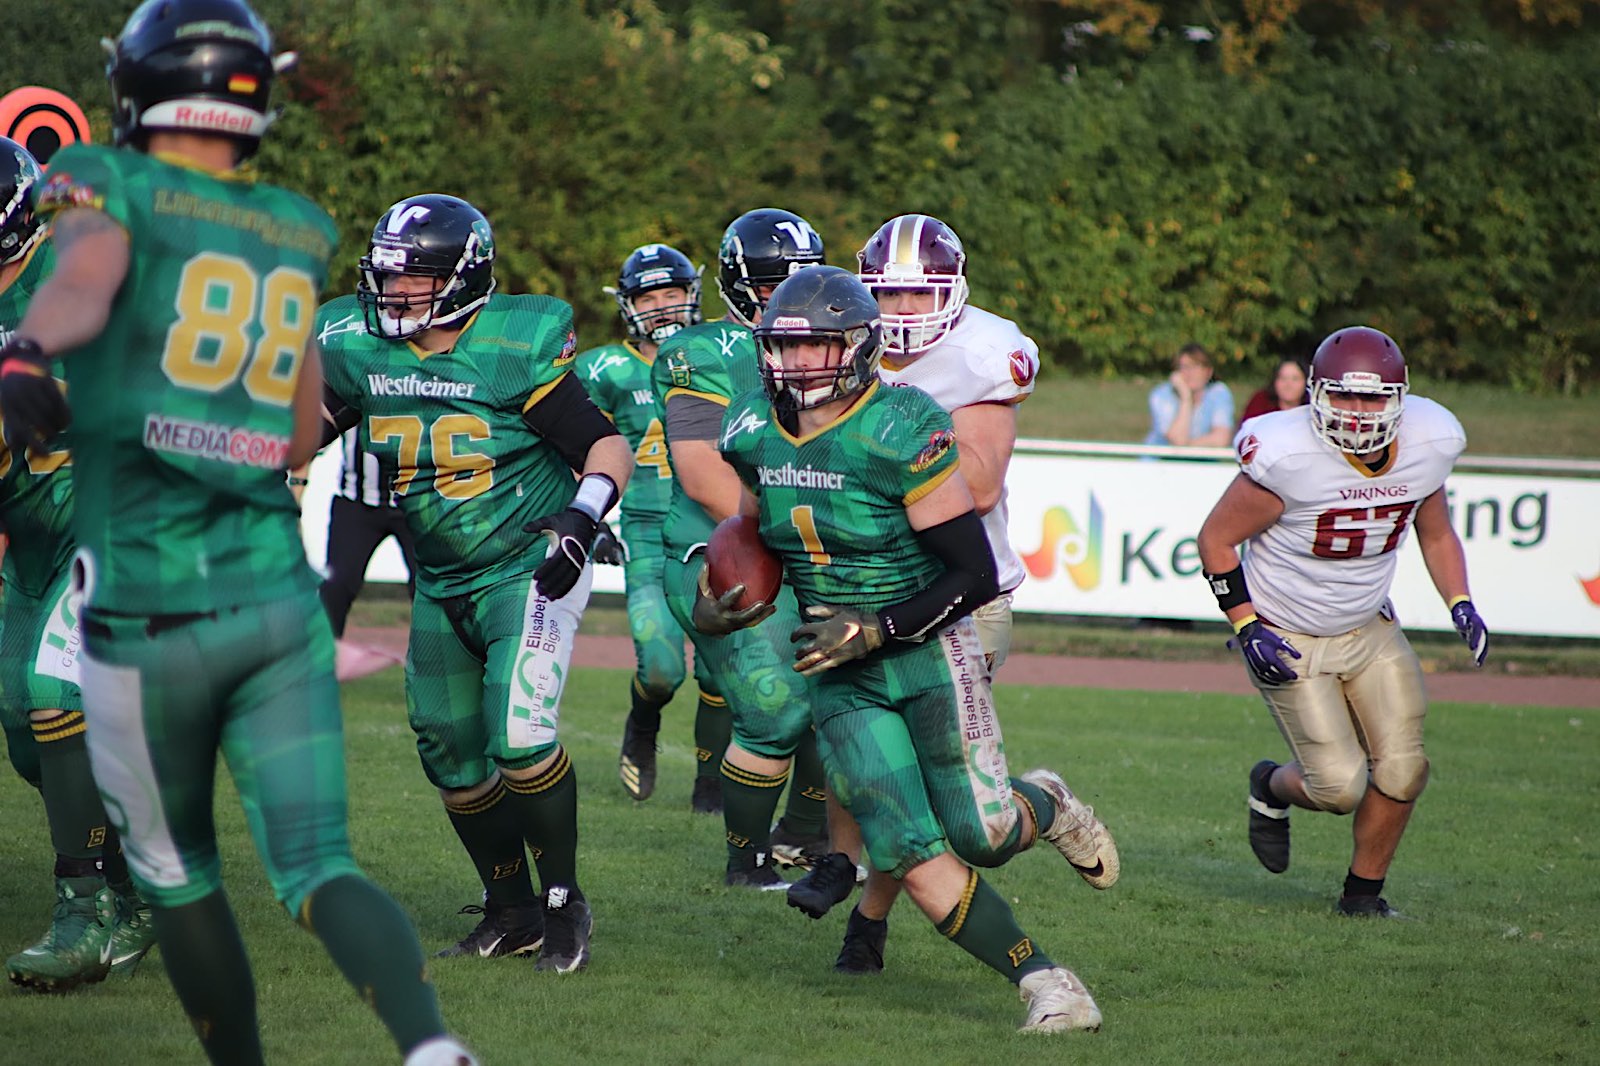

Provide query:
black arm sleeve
left=876, top=509, right=1000, bottom=643
left=520, top=372, right=623, bottom=473
left=320, top=385, right=360, bottom=450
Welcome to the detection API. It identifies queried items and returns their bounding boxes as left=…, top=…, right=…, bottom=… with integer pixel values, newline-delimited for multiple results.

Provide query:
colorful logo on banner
left=1021, top=493, right=1104, bottom=590
left=1582, top=565, right=1600, bottom=606
left=0, top=87, right=92, bottom=167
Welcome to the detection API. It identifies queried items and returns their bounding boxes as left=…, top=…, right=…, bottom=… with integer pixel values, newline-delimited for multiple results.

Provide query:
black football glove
left=1450, top=598, right=1489, bottom=668
left=790, top=604, right=884, bottom=677
left=0, top=337, right=70, bottom=456
left=523, top=507, right=599, bottom=601
left=1230, top=617, right=1302, bottom=686
left=591, top=521, right=628, bottom=566
left=690, top=564, right=775, bottom=636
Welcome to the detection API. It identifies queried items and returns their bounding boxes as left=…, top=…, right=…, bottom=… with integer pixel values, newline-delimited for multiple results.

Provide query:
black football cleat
left=618, top=713, right=659, bottom=801
left=1248, top=759, right=1291, bottom=873
left=834, top=907, right=887, bottom=975
left=725, top=851, right=788, bottom=891
left=435, top=898, right=544, bottom=959
left=691, top=776, right=723, bottom=815
left=1336, top=895, right=1410, bottom=920
left=534, top=888, right=592, bottom=973
left=786, top=852, right=857, bottom=919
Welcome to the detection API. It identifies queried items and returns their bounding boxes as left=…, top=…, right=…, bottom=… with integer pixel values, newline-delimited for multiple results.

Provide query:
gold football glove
left=790, top=604, right=884, bottom=676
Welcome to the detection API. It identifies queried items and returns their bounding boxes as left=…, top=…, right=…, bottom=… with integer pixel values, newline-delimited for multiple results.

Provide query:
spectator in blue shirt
left=1144, top=343, right=1234, bottom=448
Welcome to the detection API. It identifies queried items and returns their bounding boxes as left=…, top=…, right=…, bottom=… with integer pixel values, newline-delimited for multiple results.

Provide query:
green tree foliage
left=4, top=1, right=1595, bottom=391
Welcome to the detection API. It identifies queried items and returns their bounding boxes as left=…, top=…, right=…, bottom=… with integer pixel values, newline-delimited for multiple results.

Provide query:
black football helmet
left=358, top=194, right=497, bottom=341
left=103, top=0, right=293, bottom=159
left=755, top=266, right=885, bottom=412
left=604, top=243, right=703, bottom=344
left=0, top=137, right=44, bottom=268
left=717, top=208, right=825, bottom=328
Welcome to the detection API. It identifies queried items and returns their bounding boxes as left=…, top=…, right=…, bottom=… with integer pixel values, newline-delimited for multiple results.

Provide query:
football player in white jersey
left=1197, top=326, right=1489, bottom=919
left=788, top=214, right=1118, bottom=971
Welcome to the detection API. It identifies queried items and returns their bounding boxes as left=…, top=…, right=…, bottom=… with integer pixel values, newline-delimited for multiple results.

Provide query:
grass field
left=1020, top=373, right=1600, bottom=460
left=3, top=665, right=1595, bottom=1065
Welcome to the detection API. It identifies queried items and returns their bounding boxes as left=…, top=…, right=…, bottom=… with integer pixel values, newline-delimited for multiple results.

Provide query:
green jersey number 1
left=161, top=251, right=316, bottom=407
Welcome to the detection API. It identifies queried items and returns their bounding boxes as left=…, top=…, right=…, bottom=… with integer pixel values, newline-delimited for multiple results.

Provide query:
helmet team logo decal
left=0, top=86, right=92, bottom=167
left=386, top=203, right=430, bottom=235
left=1238, top=433, right=1260, bottom=465
left=1008, top=348, right=1037, bottom=388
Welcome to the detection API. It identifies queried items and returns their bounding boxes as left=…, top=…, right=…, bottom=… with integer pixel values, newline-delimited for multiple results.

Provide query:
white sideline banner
left=297, top=447, right=628, bottom=597
left=300, top=448, right=1598, bottom=638
left=1003, top=455, right=1600, bottom=639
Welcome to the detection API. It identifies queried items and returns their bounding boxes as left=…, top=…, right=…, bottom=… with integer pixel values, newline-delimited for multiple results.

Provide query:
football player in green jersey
left=577, top=243, right=725, bottom=805
left=0, top=4, right=470, bottom=1063
left=0, top=136, right=158, bottom=992
left=652, top=208, right=833, bottom=887
left=319, top=193, right=633, bottom=973
left=711, top=266, right=1116, bottom=1033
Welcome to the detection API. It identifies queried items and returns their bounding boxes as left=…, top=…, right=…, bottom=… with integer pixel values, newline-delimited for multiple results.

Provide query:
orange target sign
left=0, top=87, right=92, bottom=167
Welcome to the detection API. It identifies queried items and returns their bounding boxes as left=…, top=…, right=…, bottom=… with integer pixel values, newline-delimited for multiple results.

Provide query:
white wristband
left=570, top=473, right=618, bottom=522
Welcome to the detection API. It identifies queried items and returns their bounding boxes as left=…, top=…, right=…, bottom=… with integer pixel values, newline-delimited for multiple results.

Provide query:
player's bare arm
left=671, top=437, right=745, bottom=522
left=948, top=401, right=1017, bottom=516
left=15, top=208, right=129, bottom=354
left=288, top=340, right=328, bottom=469
left=1411, top=487, right=1469, bottom=604
left=1197, top=473, right=1286, bottom=628
left=581, top=431, right=634, bottom=496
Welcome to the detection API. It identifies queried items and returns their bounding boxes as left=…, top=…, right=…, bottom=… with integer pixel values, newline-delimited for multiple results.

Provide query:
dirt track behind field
left=344, top=626, right=1595, bottom=710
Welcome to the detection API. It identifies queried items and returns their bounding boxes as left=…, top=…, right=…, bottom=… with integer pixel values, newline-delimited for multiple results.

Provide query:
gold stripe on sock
left=1013, top=789, right=1041, bottom=850
left=719, top=758, right=789, bottom=789
left=631, top=677, right=649, bottom=700
left=698, top=689, right=727, bottom=707
left=503, top=747, right=572, bottom=795
left=941, top=868, right=981, bottom=939
left=31, top=711, right=86, bottom=743
left=443, top=778, right=508, bottom=816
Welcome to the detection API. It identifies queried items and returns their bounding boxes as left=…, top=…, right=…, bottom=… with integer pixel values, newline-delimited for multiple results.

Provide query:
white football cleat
left=1018, top=966, right=1103, bottom=1033
left=1021, top=769, right=1120, bottom=890
left=403, top=1036, right=479, bottom=1066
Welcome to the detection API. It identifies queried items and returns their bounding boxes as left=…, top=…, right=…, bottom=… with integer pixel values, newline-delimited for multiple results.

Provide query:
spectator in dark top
left=1238, top=357, right=1310, bottom=428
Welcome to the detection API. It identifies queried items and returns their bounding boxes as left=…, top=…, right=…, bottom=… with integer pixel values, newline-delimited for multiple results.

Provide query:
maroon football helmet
left=1309, top=326, right=1409, bottom=453
left=856, top=214, right=968, bottom=357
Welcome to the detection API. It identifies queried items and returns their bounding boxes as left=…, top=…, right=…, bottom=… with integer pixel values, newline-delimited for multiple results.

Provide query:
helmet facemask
left=358, top=226, right=495, bottom=341
left=759, top=322, right=880, bottom=411
left=611, top=277, right=703, bottom=345
left=1310, top=373, right=1407, bottom=454
left=0, top=145, right=43, bottom=268
left=860, top=273, right=967, bottom=358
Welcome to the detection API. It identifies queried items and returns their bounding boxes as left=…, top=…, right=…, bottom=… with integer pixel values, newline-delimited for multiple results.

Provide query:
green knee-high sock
left=33, top=714, right=108, bottom=861
left=721, top=758, right=788, bottom=867
left=502, top=747, right=580, bottom=893
left=150, top=891, right=263, bottom=1066
left=442, top=779, right=537, bottom=907
left=936, top=868, right=1056, bottom=982
left=301, top=875, right=447, bottom=1055
left=1010, top=777, right=1058, bottom=852
left=780, top=728, right=828, bottom=836
left=694, top=690, right=731, bottom=781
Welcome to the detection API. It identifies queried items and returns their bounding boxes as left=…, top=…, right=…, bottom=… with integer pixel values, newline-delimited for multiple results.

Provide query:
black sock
left=503, top=747, right=580, bottom=894
left=150, top=891, right=263, bottom=1066
left=1343, top=870, right=1384, bottom=899
left=442, top=779, right=536, bottom=907
left=100, top=824, right=135, bottom=895
left=629, top=681, right=666, bottom=734
left=721, top=758, right=787, bottom=867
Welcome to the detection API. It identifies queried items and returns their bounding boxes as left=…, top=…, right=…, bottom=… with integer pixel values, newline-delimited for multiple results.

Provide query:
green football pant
left=405, top=565, right=592, bottom=790
left=79, top=588, right=362, bottom=915
left=623, top=547, right=709, bottom=702
left=813, top=616, right=1025, bottom=879
left=664, top=552, right=811, bottom=759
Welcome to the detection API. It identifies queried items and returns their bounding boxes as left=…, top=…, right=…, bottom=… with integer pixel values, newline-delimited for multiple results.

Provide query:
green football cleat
left=109, top=888, right=158, bottom=976
left=5, top=878, right=116, bottom=992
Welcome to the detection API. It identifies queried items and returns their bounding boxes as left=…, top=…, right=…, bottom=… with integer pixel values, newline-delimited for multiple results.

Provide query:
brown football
left=705, top=514, right=783, bottom=610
